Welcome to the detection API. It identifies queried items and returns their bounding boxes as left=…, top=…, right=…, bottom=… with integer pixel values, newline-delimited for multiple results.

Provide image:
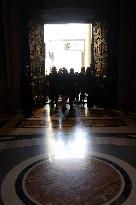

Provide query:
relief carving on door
left=29, top=20, right=45, bottom=106
left=93, top=22, right=108, bottom=77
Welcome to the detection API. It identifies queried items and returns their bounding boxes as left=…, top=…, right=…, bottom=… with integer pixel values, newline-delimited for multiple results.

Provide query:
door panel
left=29, top=20, right=45, bottom=106
left=92, top=22, right=108, bottom=77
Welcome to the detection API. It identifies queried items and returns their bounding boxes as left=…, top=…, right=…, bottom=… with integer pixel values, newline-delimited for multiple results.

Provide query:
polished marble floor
left=0, top=104, right=136, bottom=205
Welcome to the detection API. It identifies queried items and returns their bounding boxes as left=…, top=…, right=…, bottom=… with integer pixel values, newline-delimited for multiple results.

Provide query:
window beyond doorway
left=44, top=23, right=92, bottom=74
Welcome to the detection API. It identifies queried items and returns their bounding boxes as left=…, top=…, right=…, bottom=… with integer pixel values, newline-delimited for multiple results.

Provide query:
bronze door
left=29, top=20, right=45, bottom=106
left=92, top=22, right=108, bottom=77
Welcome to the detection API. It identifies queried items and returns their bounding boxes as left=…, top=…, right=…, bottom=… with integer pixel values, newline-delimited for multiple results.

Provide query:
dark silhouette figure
left=68, top=68, right=77, bottom=111
left=85, top=66, right=97, bottom=108
left=60, top=67, right=69, bottom=112
left=79, top=66, right=86, bottom=106
left=48, top=66, right=59, bottom=109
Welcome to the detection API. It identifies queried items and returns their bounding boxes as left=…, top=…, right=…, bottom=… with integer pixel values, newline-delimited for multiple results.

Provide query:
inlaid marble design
left=33, top=108, right=50, bottom=117
left=15, top=156, right=130, bottom=205
left=82, top=118, right=127, bottom=127
left=1, top=144, right=135, bottom=205
left=13, top=105, right=128, bottom=129
left=80, top=108, right=116, bottom=117
left=1, top=105, right=136, bottom=205
left=16, top=118, right=126, bottom=128
left=33, top=106, right=116, bottom=118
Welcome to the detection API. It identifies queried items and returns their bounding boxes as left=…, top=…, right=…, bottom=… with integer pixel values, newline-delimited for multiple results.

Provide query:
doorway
left=44, top=23, right=92, bottom=74
left=27, top=20, right=109, bottom=107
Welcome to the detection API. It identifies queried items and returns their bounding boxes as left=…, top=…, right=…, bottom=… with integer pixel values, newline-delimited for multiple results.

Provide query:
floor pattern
left=15, top=106, right=127, bottom=128
left=0, top=105, right=136, bottom=205
left=16, top=157, right=127, bottom=205
left=16, top=118, right=127, bottom=128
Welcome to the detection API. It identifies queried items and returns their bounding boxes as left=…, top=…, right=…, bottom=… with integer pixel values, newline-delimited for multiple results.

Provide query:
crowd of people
left=44, top=66, right=108, bottom=112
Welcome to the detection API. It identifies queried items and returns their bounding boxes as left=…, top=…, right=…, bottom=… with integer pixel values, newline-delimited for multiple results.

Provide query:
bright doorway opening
left=44, top=23, right=92, bottom=74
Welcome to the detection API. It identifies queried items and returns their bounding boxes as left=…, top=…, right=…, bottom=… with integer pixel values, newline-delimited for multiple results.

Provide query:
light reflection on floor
left=49, top=135, right=88, bottom=160
left=0, top=105, right=136, bottom=205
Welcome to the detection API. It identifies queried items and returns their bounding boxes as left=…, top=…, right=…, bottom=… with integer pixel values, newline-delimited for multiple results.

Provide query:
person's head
left=86, top=67, right=90, bottom=73
left=81, top=66, right=85, bottom=73
left=52, top=66, right=57, bottom=73
left=70, top=68, right=74, bottom=74
left=62, top=67, right=68, bottom=74
left=58, top=68, right=63, bottom=74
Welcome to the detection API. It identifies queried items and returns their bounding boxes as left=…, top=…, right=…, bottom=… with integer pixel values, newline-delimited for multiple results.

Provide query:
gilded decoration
left=29, top=20, right=45, bottom=105
left=93, top=22, right=108, bottom=77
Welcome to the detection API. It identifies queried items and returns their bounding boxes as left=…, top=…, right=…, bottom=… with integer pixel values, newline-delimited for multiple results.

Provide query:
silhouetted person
left=95, top=76, right=107, bottom=107
left=43, top=71, right=49, bottom=104
left=61, top=67, right=69, bottom=112
left=75, top=72, right=80, bottom=102
left=68, top=68, right=77, bottom=111
left=79, top=66, right=86, bottom=106
left=85, top=66, right=97, bottom=108
left=48, top=66, right=59, bottom=109
left=58, top=68, right=63, bottom=99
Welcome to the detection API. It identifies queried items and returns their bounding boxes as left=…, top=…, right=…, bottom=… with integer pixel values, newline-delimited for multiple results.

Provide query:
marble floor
left=0, top=104, right=136, bottom=205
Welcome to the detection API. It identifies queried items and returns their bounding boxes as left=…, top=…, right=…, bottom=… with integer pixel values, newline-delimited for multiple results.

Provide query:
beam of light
left=48, top=134, right=88, bottom=160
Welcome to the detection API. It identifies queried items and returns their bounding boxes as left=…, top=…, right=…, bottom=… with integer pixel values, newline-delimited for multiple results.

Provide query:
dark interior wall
left=26, top=0, right=115, bottom=22
left=24, top=0, right=113, bottom=10
left=118, top=0, right=136, bottom=110
left=0, top=0, right=21, bottom=113
left=103, top=2, right=121, bottom=106
left=0, top=1, right=6, bottom=78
